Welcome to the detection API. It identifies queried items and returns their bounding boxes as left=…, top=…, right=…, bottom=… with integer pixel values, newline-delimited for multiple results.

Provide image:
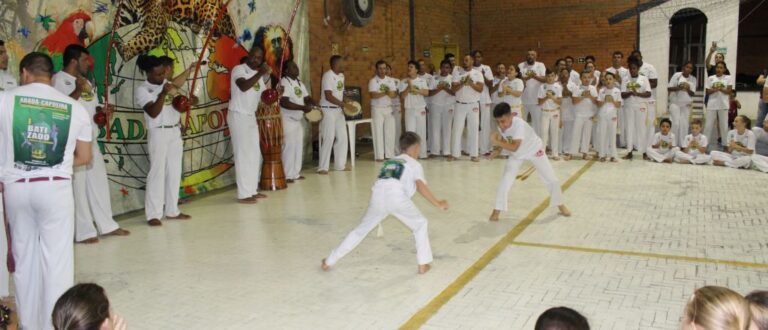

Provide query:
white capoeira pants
left=453, top=102, right=479, bottom=158
left=393, top=103, right=402, bottom=140
left=710, top=151, right=751, bottom=169
left=145, top=126, right=183, bottom=220
left=525, top=103, right=542, bottom=137
left=429, top=103, right=453, bottom=156
left=319, top=108, right=349, bottom=171
left=618, top=106, right=627, bottom=148
left=326, top=182, right=433, bottom=266
left=668, top=103, right=691, bottom=146
left=752, top=154, right=768, bottom=172
left=228, top=111, right=262, bottom=199
left=646, top=100, right=657, bottom=150
left=647, top=147, right=680, bottom=162
left=625, top=102, right=651, bottom=153
left=495, top=151, right=564, bottom=211
left=540, top=109, right=561, bottom=156
left=704, top=109, right=729, bottom=147
left=73, top=145, right=119, bottom=241
left=597, top=109, right=618, bottom=159
left=479, top=103, right=492, bottom=154
left=570, top=116, right=593, bottom=155
left=5, top=180, right=74, bottom=330
left=0, top=189, right=7, bottom=298
left=281, top=114, right=305, bottom=180
left=561, top=119, right=574, bottom=154
left=371, top=105, right=396, bottom=160
left=405, top=106, right=428, bottom=158
left=674, top=151, right=711, bottom=165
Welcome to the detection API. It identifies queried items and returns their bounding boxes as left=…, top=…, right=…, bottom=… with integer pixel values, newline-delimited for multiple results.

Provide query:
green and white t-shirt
left=0, top=83, right=92, bottom=181
left=374, top=154, right=425, bottom=197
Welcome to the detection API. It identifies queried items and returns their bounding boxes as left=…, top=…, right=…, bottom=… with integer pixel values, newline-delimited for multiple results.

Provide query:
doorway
left=430, top=42, right=459, bottom=73
left=668, top=8, right=708, bottom=89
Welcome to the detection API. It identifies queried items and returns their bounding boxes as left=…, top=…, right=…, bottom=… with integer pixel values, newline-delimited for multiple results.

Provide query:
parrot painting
left=37, top=10, right=95, bottom=71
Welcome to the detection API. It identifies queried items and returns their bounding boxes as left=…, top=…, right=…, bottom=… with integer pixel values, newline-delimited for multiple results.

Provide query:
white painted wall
left=639, top=0, right=740, bottom=117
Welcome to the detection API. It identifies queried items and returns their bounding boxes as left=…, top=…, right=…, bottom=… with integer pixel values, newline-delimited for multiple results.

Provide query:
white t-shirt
left=639, top=62, right=658, bottom=100
left=572, top=84, right=597, bottom=118
left=399, top=77, right=428, bottom=109
left=373, top=153, right=425, bottom=198
left=568, top=69, right=581, bottom=86
left=320, top=69, right=345, bottom=108
left=519, top=62, right=546, bottom=104
left=52, top=71, right=100, bottom=138
left=605, top=66, right=630, bottom=85
left=0, top=70, right=18, bottom=91
left=473, top=65, right=494, bottom=104
left=705, top=75, right=732, bottom=110
left=726, top=129, right=756, bottom=157
left=668, top=72, right=697, bottom=105
left=135, top=79, right=181, bottom=128
left=682, top=133, right=708, bottom=155
left=419, top=72, right=434, bottom=104
left=390, top=77, right=401, bottom=109
left=537, top=83, right=562, bottom=110
left=499, top=78, right=524, bottom=107
left=280, top=76, right=309, bottom=121
left=499, top=116, right=543, bottom=159
left=621, top=75, right=652, bottom=107
left=597, top=86, right=622, bottom=115
left=230, top=63, right=269, bottom=115
left=651, top=132, right=676, bottom=151
left=368, top=75, right=396, bottom=108
left=452, top=67, right=483, bottom=103
left=0, top=83, right=92, bottom=181
left=752, top=127, right=768, bottom=156
left=430, top=74, right=455, bottom=106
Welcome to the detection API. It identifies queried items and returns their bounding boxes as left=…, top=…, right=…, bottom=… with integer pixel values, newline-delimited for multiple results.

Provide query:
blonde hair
left=683, top=286, right=752, bottom=330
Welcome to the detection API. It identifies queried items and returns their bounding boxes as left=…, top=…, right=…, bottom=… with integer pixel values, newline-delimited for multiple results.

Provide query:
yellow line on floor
left=399, top=160, right=595, bottom=330
left=510, top=241, right=768, bottom=269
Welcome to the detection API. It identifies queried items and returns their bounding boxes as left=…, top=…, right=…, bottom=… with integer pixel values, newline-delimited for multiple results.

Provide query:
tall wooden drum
left=256, top=89, right=287, bottom=190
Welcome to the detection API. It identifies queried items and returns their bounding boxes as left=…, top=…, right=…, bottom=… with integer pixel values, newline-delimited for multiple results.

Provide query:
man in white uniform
left=229, top=45, right=271, bottom=203
left=451, top=54, right=484, bottom=161
left=621, top=60, right=653, bottom=160
left=386, top=64, right=402, bottom=139
left=519, top=50, right=547, bottom=137
left=630, top=51, right=658, bottom=151
left=605, top=51, right=630, bottom=147
left=135, top=54, right=192, bottom=225
left=488, top=103, right=571, bottom=222
left=418, top=59, right=434, bottom=153
left=0, top=39, right=17, bottom=303
left=279, top=60, right=315, bottom=182
left=472, top=51, right=495, bottom=155
left=0, top=52, right=92, bottom=330
left=565, top=56, right=580, bottom=86
left=318, top=55, right=349, bottom=174
left=368, top=60, right=398, bottom=161
left=52, top=44, right=130, bottom=243
left=428, top=60, right=456, bottom=157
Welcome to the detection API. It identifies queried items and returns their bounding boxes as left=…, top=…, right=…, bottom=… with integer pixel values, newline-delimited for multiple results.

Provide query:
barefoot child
left=488, top=103, right=571, bottom=221
left=596, top=72, right=622, bottom=162
left=646, top=118, right=679, bottom=163
left=537, top=69, right=563, bottom=160
left=322, top=132, right=449, bottom=274
left=675, top=119, right=711, bottom=165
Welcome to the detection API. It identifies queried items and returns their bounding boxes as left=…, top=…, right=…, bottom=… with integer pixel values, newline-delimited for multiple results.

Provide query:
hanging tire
left=343, top=0, right=374, bottom=27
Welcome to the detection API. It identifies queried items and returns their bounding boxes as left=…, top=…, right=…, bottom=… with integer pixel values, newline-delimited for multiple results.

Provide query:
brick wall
left=470, top=0, right=639, bottom=72
left=307, top=0, right=470, bottom=119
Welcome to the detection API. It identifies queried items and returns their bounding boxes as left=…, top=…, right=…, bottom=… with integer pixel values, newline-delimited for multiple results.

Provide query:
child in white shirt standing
left=322, top=132, right=449, bottom=274
left=704, top=61, right=733, bottom=148
left=711, top=115, right=756, bottom=169
left=538, top=69, right=563, bottom=160
left=596, top=72, right=622, bottom=162
left=565, top=71, right=597, bottom=160
left=498, top=65, right=525, bottom=118
left=488, top=103, right=571, bottom=221
left=646, top=118, right=679, bottom=163
left=675, top=119, right=711, bottom=165
left=400, top=61, right=430, bottom=159
left=558, top=68, right=576, bottom=158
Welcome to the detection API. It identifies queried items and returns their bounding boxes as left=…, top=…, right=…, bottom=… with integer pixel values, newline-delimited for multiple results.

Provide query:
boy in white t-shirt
left=399, top=61, right=430, bottom=159
left=596, top=72, right=622, bottom=161
left=537, top=69, right=563, bottom=160
left=566, top=71, right=597, bottom=160
left=646, top=118, right=679, bottom=163
left=321, top=132, right=449, bottom=274
left=488, top=103, right=571, bottom=222
left=675, top=119, right=711, bottom=165
left=558, top=68, right=576, bottom=157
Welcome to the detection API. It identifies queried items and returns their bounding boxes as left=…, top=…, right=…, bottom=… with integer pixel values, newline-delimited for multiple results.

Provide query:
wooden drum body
left=256, top=90, right=287, bottom=190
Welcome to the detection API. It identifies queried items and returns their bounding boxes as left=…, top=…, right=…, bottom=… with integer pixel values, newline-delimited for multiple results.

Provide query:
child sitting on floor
left=647, top=118, right=679, bottom=163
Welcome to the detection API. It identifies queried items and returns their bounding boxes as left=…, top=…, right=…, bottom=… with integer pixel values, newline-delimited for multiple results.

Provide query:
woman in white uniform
left=704, top=61, right=733, bottom=148
left=399, top=61, right=430, bottom=159
left=667, top=61, right=697, bottom=146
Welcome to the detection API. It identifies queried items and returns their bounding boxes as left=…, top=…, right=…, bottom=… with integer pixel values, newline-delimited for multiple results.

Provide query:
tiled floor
left=69, top=152, right=768, bottom=329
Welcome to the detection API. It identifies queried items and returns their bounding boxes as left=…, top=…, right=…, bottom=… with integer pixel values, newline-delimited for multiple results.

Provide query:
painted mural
left=0, top=0, right=309, bottom=214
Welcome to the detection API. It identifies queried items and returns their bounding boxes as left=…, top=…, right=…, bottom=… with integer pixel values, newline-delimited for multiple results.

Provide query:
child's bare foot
left=623, top=152, right=633, bottom=160
left=563, top=154, right=572, bottom=161
left=321, top=259, right=330, bottom=271
left=713, top=160, right=725, bottom=166
left=610, top=157, right=618, bottom=162
left=418, top=264, right=431, bottom=274
left=599, top=157, right=606, bottom=162
left=318, top=170, right=329, bottom=175
left=663, top=158, right=673, bottom=163
left=558, top=205, right=572, bottom=217
left=470, top=157, right=480, bottom=162
left=678, top=160, right=691, bottom=164
left=489, top=209, right=500, bottom=222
